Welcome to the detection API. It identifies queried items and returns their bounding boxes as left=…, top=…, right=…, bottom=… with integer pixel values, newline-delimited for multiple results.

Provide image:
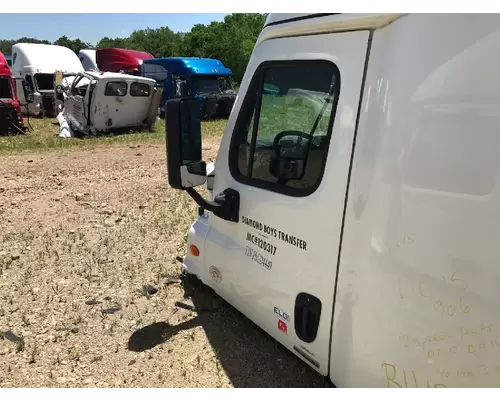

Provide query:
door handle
left=294, top=292, right=322, bottom=343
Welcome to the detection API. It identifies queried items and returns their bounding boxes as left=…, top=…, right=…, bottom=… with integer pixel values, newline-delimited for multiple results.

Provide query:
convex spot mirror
left=270, top=130, right=310, bottom=182
left=165, top=97, right=207, bottom=190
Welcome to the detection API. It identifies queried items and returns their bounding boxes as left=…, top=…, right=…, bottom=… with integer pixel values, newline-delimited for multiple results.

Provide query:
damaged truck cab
left=61, top=71, right=158, bottom=136
left=164, top=13, right=500, bottom=388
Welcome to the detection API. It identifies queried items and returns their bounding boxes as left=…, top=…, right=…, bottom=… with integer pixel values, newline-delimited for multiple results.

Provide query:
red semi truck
left=96, top=48, right=153, bottom=74
left=0, top=51, right=25, bottom=134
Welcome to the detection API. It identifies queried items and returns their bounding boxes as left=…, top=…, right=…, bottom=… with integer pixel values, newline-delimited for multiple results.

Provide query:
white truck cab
left=61, top=71, right=158, bottom=136
left=11, top=43, right=84, bottom=117
left=164, top=13, right=500, bottom=388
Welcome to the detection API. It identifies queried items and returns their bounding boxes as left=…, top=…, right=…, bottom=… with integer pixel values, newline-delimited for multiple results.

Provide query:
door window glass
left=105, top=81, right=127, bottom=96
left=229, top=60, right=340, bottom=196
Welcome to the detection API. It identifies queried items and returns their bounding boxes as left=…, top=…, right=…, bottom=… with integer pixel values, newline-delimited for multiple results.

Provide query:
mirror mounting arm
left=185, top=187, right=240, bottom=223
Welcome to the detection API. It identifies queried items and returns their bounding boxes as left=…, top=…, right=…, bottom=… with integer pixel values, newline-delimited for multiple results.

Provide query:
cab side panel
left=330, top=14, right=500, bottom=388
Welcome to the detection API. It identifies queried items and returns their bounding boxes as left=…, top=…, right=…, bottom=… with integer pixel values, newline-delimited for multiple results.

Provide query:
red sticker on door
left=278, top=319, right=288, bottom=335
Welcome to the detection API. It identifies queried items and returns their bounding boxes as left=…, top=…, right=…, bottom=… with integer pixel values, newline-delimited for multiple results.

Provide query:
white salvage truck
left=10, top=43, right=84, bottom=117
left=164, top=13, right=500, bottom=388
left=58, top=71, right=160, bottom=137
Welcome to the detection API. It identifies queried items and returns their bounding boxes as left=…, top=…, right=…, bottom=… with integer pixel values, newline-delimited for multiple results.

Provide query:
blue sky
left=0, top=14, right=230, bottom=45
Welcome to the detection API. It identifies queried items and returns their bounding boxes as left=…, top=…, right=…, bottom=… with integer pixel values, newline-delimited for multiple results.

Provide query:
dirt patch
left=0, top=138, right=323, bottom=387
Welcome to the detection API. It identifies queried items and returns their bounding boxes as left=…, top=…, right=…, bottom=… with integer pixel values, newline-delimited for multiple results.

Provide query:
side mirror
left=165, top=97, right=206, bottom=190
left=165, top=97, right=240, bottom=223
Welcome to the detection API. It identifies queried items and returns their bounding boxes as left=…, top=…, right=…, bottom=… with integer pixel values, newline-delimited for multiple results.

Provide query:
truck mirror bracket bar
left=185, top=187, right=240, bottom=223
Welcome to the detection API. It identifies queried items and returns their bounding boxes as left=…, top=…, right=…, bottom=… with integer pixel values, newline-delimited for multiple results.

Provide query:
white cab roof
left=258, top=13, right=404, bottom=45
left=265, top=14, right=336, bottom=26
left=83, top=71, right=155, bottom=84
left=12, top=43, right=84, bottom=74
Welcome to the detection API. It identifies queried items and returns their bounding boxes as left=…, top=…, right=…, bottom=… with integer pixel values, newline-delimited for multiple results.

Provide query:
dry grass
left=0, top=118, right=323, bottom=388
left=0, top=117, right=226, bottom=155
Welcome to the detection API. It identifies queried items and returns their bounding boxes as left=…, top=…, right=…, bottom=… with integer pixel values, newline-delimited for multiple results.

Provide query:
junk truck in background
left=0, top=51, right=25, bottom=134
left=55, top=71, right=159, bottom=138
left=140, top=57, right=236, bottom=119
left=10, top=43, right=84, bottom=117
left=96, top=48, right=153, bottom=74
left=78, top=49, right=97, bottom=71
left=55, top=48, right=152, bottom=116
left=164, top=13, right=500, bottom=388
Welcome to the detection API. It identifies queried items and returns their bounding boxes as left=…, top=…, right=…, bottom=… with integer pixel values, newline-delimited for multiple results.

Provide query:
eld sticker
left=274, top=306, right=290, bottom=322
left=278, top=320, right=288, bottom=335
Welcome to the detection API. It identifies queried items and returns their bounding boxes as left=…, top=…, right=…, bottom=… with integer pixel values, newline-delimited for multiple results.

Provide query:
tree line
left=0, top=13, right=267, bottom=83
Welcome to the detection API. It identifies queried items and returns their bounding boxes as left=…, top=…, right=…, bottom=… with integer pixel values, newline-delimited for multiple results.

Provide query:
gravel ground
left=0, top=137, right=323, bottom=388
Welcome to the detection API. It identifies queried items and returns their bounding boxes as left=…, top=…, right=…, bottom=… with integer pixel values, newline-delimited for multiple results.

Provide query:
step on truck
left=164, top=13, right=500, bottom=388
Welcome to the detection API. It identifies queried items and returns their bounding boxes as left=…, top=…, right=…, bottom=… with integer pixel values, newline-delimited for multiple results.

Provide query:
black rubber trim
left=327, top=30, right=374, bottom=380
left=264, top=13, right=340, bottom=28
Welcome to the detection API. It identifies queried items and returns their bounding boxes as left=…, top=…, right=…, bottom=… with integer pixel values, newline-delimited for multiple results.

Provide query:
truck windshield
left=34, top=73, right=55, bottom=91
left=0, top=76, right=13, bottom=99
left=192, top=75, right=234, bottom=94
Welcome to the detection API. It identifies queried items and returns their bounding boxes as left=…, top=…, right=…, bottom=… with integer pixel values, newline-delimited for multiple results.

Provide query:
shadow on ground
left=128, top=273, right=326, bottom=388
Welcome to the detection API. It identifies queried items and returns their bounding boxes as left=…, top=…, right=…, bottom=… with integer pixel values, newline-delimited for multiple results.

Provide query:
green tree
left=126, top=27, right=184, bottom=57
left=96, top=36, right=132, bottom=50
left=0, top=37, right=51, bottom=55
left=0, top=13, right=268, bottom=83
left=53, top=35, right=93, bottom=54
left=183, top=13, right=267, bottom=82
